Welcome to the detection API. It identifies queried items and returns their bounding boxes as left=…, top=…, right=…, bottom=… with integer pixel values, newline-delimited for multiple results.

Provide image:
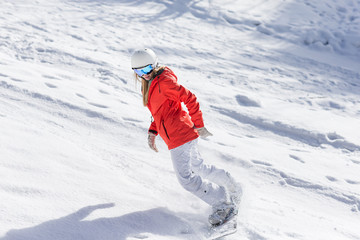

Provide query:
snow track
left=213, top=106, right=360, bottom=151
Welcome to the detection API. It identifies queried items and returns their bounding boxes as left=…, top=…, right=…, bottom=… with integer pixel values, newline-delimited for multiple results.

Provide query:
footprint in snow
left=251, top=160, right=272, bottom=167
left=289, top=154, right=305, bottom=163
left=246, top=134, right=256, bottom=138
left=318, top=100, right=345, bottom=110
left=99, top=89, right=110, bottom=95
left=76, top=93, right=87, bottom=99
left=129, top=234, right=149, bottom=239
left=11, top=78, right=24, bottom=82
left=326, top=132, right=344, bottom=141
left=123, top=117, right=142, bottom=123
left=235, top=94, right=261, bottom=107
left=351, top=159, right=360, bottom=165
left=88, top=102, right=108, bottom=109
left=45, top=82, right=57, bottom=88
left=43, top=74, right=60, bottom=80
left=345, top=179, right=360, bottom=185
left=326, top=176, right=338, bottom=182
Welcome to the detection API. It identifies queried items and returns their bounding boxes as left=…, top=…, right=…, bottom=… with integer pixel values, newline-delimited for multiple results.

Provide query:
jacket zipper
left=162, top=120, right=170, bottom=140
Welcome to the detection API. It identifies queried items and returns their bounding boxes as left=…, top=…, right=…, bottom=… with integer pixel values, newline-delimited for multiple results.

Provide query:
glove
left=148, top=132, right=159, bottom=152
left=195, top=127, right=213, bottom=139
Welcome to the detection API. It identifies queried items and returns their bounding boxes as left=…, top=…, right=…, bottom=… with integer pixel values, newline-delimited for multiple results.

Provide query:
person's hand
left=148, top=132, right=159, bottom=152
left=195, top=127, right=213, bottom=139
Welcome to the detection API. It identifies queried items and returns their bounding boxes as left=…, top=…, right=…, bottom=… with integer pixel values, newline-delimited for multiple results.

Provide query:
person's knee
left=177, top=174, right=202, bottom=192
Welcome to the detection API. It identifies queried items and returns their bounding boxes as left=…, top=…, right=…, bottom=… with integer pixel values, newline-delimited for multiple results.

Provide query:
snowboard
left=207, top=217, right=237, bottom=239
left=207, top=188, right=242, bottom=239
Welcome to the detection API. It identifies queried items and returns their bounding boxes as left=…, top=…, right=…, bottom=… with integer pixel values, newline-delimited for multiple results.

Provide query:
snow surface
left=1, top=0, right=360, bottom=239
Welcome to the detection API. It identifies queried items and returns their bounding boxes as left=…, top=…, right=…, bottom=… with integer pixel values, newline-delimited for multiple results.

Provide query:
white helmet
left=131, top=48, right=158, bottom=69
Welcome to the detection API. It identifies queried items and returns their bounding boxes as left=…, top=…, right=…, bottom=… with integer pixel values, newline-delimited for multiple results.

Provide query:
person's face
left=134, top=64, right=154, bottom=81
left=142, top=71, right=154, bottom=81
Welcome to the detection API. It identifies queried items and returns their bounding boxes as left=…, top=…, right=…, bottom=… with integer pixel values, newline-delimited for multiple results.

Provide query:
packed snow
left=1, top=0, right=359, bottom=239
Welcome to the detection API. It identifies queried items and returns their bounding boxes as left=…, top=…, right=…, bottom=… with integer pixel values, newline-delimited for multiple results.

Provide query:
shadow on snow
left=0, top=203, right=196, bottom=240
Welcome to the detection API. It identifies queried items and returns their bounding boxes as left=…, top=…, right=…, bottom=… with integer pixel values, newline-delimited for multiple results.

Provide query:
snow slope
left=1, top=0, right=359, bottom=239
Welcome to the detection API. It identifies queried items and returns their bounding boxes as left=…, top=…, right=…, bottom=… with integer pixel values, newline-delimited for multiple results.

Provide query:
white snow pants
left=170, top=139, right=233, bottom=207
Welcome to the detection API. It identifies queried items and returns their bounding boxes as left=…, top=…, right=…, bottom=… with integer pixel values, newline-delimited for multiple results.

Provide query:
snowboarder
left=131, top=48, right=242, bottom=226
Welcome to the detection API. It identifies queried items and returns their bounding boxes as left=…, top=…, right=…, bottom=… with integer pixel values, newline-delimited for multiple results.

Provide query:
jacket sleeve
left=163, top=79, right=204, bottom=128
left=148, top=119, right=158, bottom=135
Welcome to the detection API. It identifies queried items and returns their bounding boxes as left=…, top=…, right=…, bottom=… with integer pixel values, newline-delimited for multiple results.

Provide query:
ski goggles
left=133, top=64, right=153, bottom=77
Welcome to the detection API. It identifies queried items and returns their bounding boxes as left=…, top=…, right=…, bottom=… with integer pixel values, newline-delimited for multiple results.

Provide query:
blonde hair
left=134, top=66, right=165, bottom=106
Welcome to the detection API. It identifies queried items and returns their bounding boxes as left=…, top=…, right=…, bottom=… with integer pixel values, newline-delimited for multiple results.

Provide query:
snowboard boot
left=208, top=202, right=237, bottom=226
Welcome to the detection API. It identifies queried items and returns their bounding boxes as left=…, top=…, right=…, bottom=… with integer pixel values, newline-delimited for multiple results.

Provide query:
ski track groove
left=257, top=166, right=360, bottom=212
left=212, top=105, right=360, bottom=152
left=0, top=80, right=122, bottom=127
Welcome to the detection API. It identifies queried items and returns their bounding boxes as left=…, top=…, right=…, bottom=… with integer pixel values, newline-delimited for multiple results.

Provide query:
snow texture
left=0, top=0, right=360, bottom=239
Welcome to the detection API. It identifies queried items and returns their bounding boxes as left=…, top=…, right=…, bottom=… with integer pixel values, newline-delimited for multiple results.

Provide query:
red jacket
left=147, top=67, right=204, bottom=150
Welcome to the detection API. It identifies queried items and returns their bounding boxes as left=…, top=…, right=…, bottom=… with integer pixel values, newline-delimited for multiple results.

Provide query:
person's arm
left=147, top=119, right=159, bottom=152
left=163, top=79, right=204, bottom=128
left=148, top=120, right=158, bottom=135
